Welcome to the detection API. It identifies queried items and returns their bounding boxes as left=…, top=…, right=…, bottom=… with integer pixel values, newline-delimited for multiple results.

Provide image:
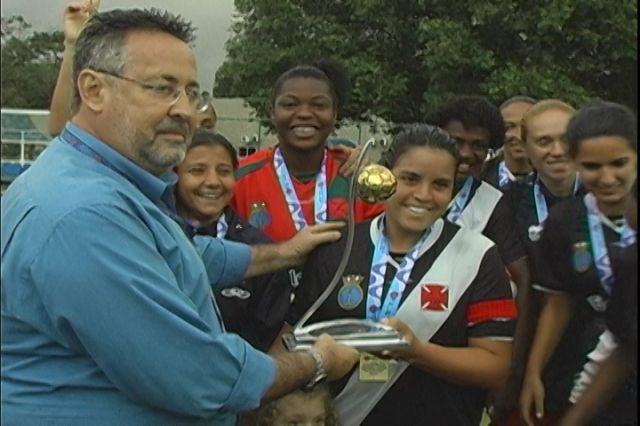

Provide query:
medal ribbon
left=366, top=217, right=434, bottom=321
left=274, top=147, right=327, bottom=231
left=533, top=175, right=581, bottom=224
left=498, top=161, right=516, bottom=188
left=446, top=176, right=474, bottom=224
left=216, top=213, right=228, bottom=239
left=584, top=193, right=636, bottom=294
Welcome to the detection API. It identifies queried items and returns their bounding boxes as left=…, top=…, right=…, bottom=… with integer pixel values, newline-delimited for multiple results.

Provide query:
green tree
left=214, top=0, right=637, bottom=125
left=1, top=16, right=63, bottom=109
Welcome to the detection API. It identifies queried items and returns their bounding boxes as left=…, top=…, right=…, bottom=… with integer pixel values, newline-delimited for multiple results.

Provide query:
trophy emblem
left=282, top=138, right=409, bottom=353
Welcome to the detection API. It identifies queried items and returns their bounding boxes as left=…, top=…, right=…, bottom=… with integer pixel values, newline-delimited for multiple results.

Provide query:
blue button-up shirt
left=1, top=123, right=276, bottom=425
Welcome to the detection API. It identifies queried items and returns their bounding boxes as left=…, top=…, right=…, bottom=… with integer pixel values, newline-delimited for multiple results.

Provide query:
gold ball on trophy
left=356, top=164, right=397, bottom=203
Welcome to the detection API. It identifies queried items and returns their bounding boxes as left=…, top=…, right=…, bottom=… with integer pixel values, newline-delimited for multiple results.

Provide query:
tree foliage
left=1, top=16, right=63, bottom=109
left=214, top=0, right=637, bottom=125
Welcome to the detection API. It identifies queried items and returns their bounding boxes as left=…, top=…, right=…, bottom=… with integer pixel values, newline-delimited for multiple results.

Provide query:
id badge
left=359, top=352, right=392, bottom=382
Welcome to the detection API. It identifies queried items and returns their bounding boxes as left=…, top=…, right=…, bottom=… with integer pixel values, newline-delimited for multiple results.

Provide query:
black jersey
left=195, top=207, right=292, bottom=351
left=449, top=176, right=526, bottom=266
left=535, top=196, right=633, bottom=416
left=288, top=217, right=516, bottom=426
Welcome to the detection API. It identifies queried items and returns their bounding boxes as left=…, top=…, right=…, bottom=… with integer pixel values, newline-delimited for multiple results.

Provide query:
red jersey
left=232, top=147, right=384, bottom=242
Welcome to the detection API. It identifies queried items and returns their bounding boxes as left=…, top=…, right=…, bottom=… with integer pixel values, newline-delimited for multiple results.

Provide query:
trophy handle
left=293, top=138, right=377, bottom=331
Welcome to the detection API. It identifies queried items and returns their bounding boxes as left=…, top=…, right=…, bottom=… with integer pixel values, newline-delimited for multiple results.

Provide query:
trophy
left=283, top=138, right=410, bottom=352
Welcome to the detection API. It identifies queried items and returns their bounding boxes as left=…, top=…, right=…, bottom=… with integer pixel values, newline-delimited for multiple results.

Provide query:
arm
left=384, top=318, right=512, bottom=389
left=49, top=0, right=99, bottom=136
left=263, top=334, right=359, bottom=403
left=244, top=221, right=343, bottom=278
left=520, top=292, right=574, bottom=426
left=32, top=205, right=356, bottom=417
left=559, top=348, right=632, bottom=426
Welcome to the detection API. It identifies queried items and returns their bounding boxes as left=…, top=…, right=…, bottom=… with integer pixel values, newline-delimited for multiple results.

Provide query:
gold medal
left=359, top=352, right=392, bottom=382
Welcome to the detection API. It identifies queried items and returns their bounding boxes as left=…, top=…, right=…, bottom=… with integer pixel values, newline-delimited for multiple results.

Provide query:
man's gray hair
left=71, top=8, right=195, bottom=111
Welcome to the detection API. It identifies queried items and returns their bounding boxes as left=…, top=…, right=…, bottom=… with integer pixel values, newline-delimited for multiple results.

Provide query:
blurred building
left=1, top=100, right=390, bottom=194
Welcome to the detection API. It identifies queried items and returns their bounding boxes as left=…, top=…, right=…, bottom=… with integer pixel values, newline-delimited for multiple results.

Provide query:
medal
left=359, top=352, right=392, bottom=382
left=572, top=241, right=592, bottom=273
left=248, top=201, right=270, bottom=230
left=528, top=224, right=543, bottom=242
left=337, top=275, right=364, bottom=310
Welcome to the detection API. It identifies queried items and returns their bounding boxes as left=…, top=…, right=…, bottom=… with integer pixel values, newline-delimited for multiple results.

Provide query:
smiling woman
left=230, top=60, right=383, bottom=243
left=174, top=128, right=293, bottom=351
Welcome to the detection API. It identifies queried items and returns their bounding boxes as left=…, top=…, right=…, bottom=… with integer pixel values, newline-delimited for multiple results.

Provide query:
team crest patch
left=338, top=275, right=364, bottom=310
left=573, top=241, right=592, bottom=273
left=248, top=201, right=270, bottom=230
left=421, top=284, right=449, bottom=311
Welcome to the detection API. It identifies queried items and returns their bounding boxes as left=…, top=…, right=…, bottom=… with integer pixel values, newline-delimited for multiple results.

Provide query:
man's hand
left=244, top=222, right=344, bottom=278
left=333, top=144, right=367, bottom=177
left=313, top=334, right=360, bottom=381
left=63, top=0, right=100, bottom=46
left=520, top=372, right=545, bottom=426
left=282, top=222, right=345, bottom=264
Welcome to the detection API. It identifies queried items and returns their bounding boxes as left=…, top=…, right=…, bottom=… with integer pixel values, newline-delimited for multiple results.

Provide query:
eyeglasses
left=93, top=69, right=208, bottom=111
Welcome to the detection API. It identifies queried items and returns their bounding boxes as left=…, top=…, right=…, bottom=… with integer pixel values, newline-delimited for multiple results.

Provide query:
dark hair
left=188, top=129, right=238, bottom=169
left=432, top=95, right=505, bottom=150
left=565, top=102, right=637, bottom=158
left=272, top=59, right=351, bottom=119
left=382, top=123, right=460, bottom=169
left=72, top=8, right=195, bottom=110
left=499, top=96, right=537, bottom=110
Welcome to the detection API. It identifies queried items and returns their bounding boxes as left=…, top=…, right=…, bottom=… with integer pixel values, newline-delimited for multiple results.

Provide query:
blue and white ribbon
left=274, top=147, right=327, bottom=231
left=584, top=193, right=636, bottom=295
left=366, top=217, right=434, bottom=321
left=447, top=176, right=474, bottom=224
left=216, top=213, right=228, bottom=239
left=498, top=161, right=515, bottom=189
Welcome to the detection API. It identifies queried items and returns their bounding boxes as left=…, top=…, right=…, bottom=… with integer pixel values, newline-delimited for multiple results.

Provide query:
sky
left=1, top=0, right=237, bottom=92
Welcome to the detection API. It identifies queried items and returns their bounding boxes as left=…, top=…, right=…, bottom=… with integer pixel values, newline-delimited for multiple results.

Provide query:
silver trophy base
left=284, top=318, right=409, bottom=352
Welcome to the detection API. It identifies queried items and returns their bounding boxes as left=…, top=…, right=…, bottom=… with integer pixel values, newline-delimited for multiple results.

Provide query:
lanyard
left=366, top=217, right=434, bottom=321
left=584, top=193, right=636, bottom=294
left=447, top=176, right=474, bottom=224
left=216, top=213, right=228, bottom=238
left=273, top=147, right=328, bottom=231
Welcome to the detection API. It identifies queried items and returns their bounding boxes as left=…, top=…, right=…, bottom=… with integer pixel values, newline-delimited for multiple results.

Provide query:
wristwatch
left=304, top=348, right=328, bottom=389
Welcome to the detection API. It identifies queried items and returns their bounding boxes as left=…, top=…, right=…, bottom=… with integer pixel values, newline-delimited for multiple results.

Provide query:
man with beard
left=1, top=8, right=359, bottom=425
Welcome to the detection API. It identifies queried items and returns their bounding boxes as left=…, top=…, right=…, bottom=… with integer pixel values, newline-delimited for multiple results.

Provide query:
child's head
left=257, top=386, right=336, bottom=426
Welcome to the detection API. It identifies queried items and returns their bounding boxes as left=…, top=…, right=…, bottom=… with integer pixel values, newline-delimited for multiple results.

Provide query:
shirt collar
left=63, top=122, right=178, bottom=209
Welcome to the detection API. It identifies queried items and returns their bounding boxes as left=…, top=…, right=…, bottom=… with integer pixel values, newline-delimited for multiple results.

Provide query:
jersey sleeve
left=483, top=195, right=527, bottom=265
left=466, top=246, right=517, bottom=339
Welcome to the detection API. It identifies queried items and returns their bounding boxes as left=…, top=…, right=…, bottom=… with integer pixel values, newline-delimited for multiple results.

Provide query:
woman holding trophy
left=284, top=124, right=516, bottom=425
